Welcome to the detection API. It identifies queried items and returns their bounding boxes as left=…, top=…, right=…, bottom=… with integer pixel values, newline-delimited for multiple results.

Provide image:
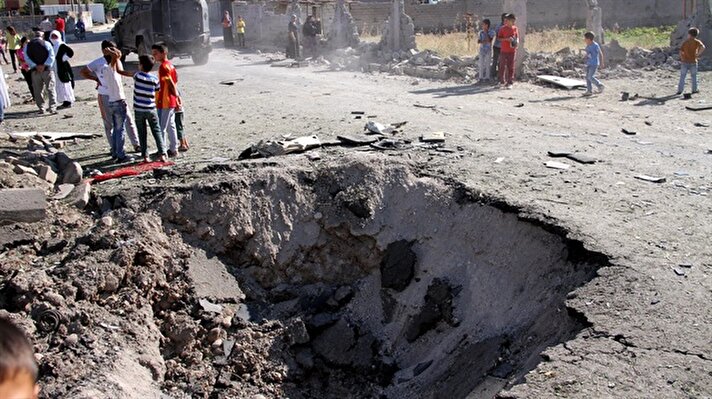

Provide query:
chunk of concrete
left=62, top=182, right=90, bottom=209
left=13, top=164, right=38, bottom=176
left=37, top=165, right=58, bottom=184
left=188, top=248, right=245, bottom=302
left=0, top=188, right=47, bottom=225
left=52, top=184, right=75, bottom=200
left=61, top=161, right=83, bottom=184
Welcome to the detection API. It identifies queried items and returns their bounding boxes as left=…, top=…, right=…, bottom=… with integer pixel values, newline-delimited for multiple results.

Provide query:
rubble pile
left=0, top=137, right=91, bottom=211
left=311, top=37, right=707, bottom=84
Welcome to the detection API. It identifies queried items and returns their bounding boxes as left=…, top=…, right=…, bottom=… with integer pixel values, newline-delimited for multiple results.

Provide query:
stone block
left=37, top=165, right=58, bottom=184
left=61, top=161, right=83, bottom=184
left=62, top=182, right=90, bottom=209
left=0, top=188, right=47, bottom=225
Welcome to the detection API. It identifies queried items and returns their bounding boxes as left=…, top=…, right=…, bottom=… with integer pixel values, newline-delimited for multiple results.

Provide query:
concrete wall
left=350, top=0, right=684, bottom=34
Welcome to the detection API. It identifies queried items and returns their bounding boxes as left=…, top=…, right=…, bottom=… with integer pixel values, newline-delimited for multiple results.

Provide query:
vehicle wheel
left=191, top=51, right=209, bottom=65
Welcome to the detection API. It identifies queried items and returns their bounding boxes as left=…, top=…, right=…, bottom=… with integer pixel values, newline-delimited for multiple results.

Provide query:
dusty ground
left=1, top=28, right=711, bottom=398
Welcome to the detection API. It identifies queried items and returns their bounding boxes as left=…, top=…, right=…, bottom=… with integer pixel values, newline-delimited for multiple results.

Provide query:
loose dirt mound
left=1, top=156, right=610, bottom=398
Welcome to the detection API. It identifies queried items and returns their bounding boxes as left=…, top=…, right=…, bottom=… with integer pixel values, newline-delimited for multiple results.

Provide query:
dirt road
left=2, top=30, right=711, bottom=398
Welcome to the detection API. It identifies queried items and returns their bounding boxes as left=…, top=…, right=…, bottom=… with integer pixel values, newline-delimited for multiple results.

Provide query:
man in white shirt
left=81, top=40, right=140, bottom=159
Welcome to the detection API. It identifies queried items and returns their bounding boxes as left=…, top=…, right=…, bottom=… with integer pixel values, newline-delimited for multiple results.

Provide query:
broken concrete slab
left=537, top=75, right=587, bottom=90
left=545, top=161, right=571, bottom=170
left=62, top=182, right=91, bottom=209
left=0, top=188, right=47, bottom=225
left=420, top=131, right=445, bottom=143
left=13, top=164, right=38, bottom=176
left=188, top=248, right=245, bottom=302
left=52, top=184, right=75, bottom=200
left=336, top=135, right=379, bottom=146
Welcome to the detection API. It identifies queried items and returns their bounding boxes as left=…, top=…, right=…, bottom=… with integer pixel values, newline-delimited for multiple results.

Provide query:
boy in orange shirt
left=497, top=13, right=519, bottom=89
left=678, top=27, right=706, bottom=95
left=152, top=44, right=181, bottom=157
left=0, top=318, right=40, bottom=399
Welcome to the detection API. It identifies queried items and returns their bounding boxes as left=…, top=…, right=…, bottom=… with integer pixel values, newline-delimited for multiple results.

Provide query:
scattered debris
left=365, top=121, right=395, bottom=135
left=240, top=135, right=322, bottom=159
left=336, top=135, right=379, bottom=146
left=219, top=78, right=244, bottom=85
left=537, top=75, right=586, bottom=90
left=566, top=153, right=597, bottom=164
left=634, top=175, right=666, bottom=183
left=545, top=161, right=571, bottom=170
left=547, top=150, right=572, bottom=158
left=693, top=122, right=710, bottom=127
left=621, top=128, right=637, bottom=135
left=413, top=103, right=437, bottom=109
left=8, top=131, right=100, bottom=141
left=494, top=157, right=505, bottom=163
left=686, top=105, right=712, bottom=112
left=420, top=131, right=445, bottom=143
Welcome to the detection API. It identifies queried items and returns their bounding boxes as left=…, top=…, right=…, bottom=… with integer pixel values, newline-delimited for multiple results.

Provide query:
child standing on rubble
left=677, top=27, right=706, bottom=95
left=477, top=19, right=495, bottom=82
left=583, top=31, right=605, bottom=96
left=0, top=317, right=40, bottom=399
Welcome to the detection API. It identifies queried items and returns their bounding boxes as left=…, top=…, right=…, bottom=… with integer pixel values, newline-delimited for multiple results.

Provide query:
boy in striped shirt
left=118, top=55, right=166, bottom=162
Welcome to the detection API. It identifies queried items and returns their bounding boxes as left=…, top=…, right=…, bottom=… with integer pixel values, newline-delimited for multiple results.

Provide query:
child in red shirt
left=497, top=13, right=519, bottom=88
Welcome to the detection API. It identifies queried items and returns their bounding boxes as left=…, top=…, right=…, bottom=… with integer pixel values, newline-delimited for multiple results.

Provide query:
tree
left=96, top=0, right=118, bottom=15
left=22, top=0, right=44, bottom=15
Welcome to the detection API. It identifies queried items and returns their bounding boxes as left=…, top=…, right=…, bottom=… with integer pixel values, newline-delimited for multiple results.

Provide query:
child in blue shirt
left=478, top=19, right=496, bottom=82
left=583, top=31, right=605, bottom=96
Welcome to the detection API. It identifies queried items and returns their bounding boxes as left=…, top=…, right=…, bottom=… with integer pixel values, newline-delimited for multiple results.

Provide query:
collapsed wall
left=328, top=0, right=361, bottom=49
left=379, top=0, right=417, bottom=58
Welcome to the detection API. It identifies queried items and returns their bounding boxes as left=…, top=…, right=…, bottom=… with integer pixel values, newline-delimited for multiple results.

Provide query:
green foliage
left=21, top=0, right=44, bottom=15
left=607, top=26, right=674, bottom=49
left=96, top=0, right=118, bottom=14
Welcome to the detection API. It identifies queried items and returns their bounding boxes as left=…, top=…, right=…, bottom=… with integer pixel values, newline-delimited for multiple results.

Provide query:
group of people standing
left=9, top=25, right=75, bottom=114
left=80, top=41, right=189, bottom=164
left=477, top=13, right=519, bottom=88
left=287, top=14, right=322, bottom=60
left=222, top=11, right=246, bottom=49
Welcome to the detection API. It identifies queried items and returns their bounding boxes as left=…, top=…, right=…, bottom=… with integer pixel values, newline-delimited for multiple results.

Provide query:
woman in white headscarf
left=0, top=63, right=10, bottom=123
left=49, top=30, right=75, bottom=108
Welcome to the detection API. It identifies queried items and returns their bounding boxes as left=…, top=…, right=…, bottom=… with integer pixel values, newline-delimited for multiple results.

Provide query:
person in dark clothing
left=16, top=37, right=34, bottom=97
left=24, top=29, right=57, bottom=114
left=287, top=15, right=300, bottom=59
left=302, top=15, right=319, bottom=58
